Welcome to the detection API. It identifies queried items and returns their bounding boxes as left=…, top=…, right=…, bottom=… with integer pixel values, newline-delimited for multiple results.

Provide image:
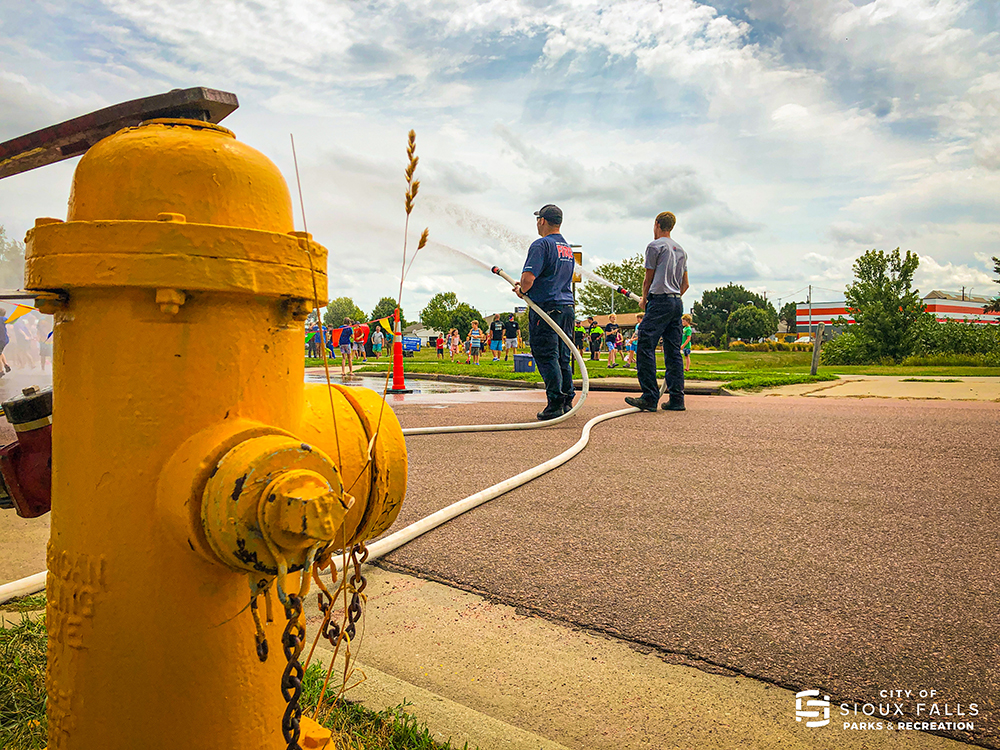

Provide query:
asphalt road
left=380, top=389, right=1000, bottom=748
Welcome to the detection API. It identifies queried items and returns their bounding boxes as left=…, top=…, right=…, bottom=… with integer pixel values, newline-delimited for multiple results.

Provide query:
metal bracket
left=0, top=87, right=239, bottom=180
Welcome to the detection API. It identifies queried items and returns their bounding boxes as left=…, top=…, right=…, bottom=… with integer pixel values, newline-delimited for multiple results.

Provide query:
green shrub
left=820, top=330, right=869, bottom=365
left=910, top=318, right=1000, bottom=357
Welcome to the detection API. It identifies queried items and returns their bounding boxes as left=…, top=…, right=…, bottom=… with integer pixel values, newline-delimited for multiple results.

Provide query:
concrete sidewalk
left=764, top=375, right=1000, bottom=401
left=308, top=568, right=970, bottom=750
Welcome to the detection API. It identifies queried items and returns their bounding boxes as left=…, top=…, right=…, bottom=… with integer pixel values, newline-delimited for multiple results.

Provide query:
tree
left=986, top=256, right=1000, bottom=313
left=449, top=302, right=485, bottom=338
left=844, top=247, right=932, bottom=363
left=779, top=301, right=799, bottom=333
left=371, top=296, right=402, bottom=323
left=0, top=225, right=25, bottom=291
left=323, top=296, right=367, bottom=329
left=419, top=292, right=458, bottom=332
left=577, top=254, right=643, bottom=315
left=691, top=284, right=777, bottom=347
left=727, top=305, right=776, bottom=342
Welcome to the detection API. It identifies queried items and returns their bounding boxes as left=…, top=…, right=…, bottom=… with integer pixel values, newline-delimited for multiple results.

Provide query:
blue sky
left=1, top=0, right=998, bottom=316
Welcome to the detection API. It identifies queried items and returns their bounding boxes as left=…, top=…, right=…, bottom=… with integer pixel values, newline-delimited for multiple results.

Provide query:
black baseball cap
left=534, top=204, right=563, bottom=224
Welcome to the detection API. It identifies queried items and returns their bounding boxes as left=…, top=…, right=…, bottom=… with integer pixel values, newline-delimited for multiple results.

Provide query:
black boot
left=661, top=395, right=686, bottom=411
left=537, top=400, right=565, bottom=421
left=624, top=395, right=658, bottom=412
left=562, top=395, right=575, bottom=414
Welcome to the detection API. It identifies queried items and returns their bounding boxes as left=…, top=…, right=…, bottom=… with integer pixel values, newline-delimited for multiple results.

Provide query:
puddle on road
left=305, top=371, right=538, bottom=405
left=306, top=372, right=510, bottom=394
left=0, top=369, right=528, bottom=408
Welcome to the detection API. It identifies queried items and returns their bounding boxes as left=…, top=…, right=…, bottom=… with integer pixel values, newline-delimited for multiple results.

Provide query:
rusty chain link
left=250, top=593, right=269, bottom=662
left=316, top=543, right=368, bottom=647
left=280, top=593, right=305, bottom=750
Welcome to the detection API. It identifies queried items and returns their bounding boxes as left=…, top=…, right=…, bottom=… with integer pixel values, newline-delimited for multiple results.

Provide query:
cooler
left=513, top=353, right=535, bottom=373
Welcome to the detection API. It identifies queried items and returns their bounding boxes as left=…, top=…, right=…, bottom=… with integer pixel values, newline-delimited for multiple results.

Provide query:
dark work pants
left=637, top=294, right=684, bottom=403
left=529, top=304, right=575, bottom=404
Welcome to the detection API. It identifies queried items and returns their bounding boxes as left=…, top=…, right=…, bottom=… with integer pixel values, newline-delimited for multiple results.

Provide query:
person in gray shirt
left=625, top=211, right=690, bottom=412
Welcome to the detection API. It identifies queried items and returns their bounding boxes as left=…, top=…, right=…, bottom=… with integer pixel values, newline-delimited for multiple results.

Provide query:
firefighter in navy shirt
left=513, top=204, right=576, bottom=420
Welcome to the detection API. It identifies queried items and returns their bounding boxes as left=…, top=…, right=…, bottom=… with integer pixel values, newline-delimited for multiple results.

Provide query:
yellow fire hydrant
left=25, top=117, right=406, bottom=749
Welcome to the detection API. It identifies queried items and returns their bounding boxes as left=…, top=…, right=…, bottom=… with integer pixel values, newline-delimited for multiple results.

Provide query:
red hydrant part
left=0, top=426, right=52, bottom=518
left=0, top=385, right=53, bottom=518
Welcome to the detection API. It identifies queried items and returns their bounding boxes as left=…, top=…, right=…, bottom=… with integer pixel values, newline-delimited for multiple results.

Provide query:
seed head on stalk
left=400, top=130, right=429, bottom=283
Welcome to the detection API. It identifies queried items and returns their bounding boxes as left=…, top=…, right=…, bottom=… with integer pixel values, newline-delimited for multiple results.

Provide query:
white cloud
left=915, top=254, right=995, bottom=291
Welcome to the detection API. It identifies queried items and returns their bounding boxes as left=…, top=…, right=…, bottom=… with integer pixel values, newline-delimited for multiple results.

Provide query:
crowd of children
left=0, top=308, right=53, bottom=376
left=575, top=313, right=693, bottom=371
left=305, top=311, right=694, bottom=372
left=437, top=313, right=524, bottom=365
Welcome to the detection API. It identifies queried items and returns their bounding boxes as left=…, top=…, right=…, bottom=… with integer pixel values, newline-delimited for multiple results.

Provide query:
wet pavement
left=377, top=391, right=1000, bottom=748
left=305, top=370, right=512, bottom=395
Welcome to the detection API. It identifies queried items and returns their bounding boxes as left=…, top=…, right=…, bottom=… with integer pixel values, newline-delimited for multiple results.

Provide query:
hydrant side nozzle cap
left=2, top=386, right=53, bottom=425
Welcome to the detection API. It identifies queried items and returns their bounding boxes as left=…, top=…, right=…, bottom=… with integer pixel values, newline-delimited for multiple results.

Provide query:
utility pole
left=571, top=246, right=582, bottom=307
left=808, top=285, right=812, bottom=337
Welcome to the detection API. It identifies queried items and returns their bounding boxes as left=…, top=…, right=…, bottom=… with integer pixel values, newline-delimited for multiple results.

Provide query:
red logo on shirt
left=557, top=244, right=573, bottom=259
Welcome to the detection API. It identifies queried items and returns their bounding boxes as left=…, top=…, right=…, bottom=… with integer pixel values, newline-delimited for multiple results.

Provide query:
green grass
left=0, top=614, right=47, bottom=750
left=687, top=351, right=1000, bottom=377
left=723, top=372, right=839, bottom=391
left=301, top=663, right=469, bottom=749
left=0, top=610, right=467, bottom=750
left=2, top=595, right=46, bottom=613
left=305, top=348, right=1000, bottom=386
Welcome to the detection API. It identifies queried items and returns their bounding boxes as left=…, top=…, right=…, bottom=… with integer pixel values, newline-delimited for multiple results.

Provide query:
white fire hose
left=1, top=269, right=662, bottom=598
left=343, top=267, right=663, bottom=570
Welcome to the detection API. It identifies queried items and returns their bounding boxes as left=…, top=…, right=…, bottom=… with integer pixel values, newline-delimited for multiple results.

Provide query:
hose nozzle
left=616, top=286, right=642, bottom=303
left=492, top=266, right=517, bottom=287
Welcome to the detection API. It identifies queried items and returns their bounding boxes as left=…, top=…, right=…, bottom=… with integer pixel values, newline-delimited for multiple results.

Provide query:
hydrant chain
left=280, top=593, right=306, bottom=750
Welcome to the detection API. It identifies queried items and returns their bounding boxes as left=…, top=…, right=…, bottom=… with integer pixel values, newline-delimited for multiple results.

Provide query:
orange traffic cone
left=387, top=307, right=412, bottom=394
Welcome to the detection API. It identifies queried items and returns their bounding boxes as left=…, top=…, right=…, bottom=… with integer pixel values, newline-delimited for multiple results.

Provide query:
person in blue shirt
left=338, top=318, right=354, bottom=377
left=513, top=204, right=576, bottom=420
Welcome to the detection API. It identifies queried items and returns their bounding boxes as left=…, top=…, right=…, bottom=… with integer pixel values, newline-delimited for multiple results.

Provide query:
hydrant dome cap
left=66, top=118, right=294, bottom=233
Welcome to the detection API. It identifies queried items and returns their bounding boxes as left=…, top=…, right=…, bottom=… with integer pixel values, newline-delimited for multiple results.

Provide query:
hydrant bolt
left=156, top=288, right=186, bottom=315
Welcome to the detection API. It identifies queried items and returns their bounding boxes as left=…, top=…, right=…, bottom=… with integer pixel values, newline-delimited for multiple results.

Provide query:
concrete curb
left=310, top=643, right=573, bottom=750
left=304, top=568, right=968, bottom=750
left=338, top=369, right=726, bottom=396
